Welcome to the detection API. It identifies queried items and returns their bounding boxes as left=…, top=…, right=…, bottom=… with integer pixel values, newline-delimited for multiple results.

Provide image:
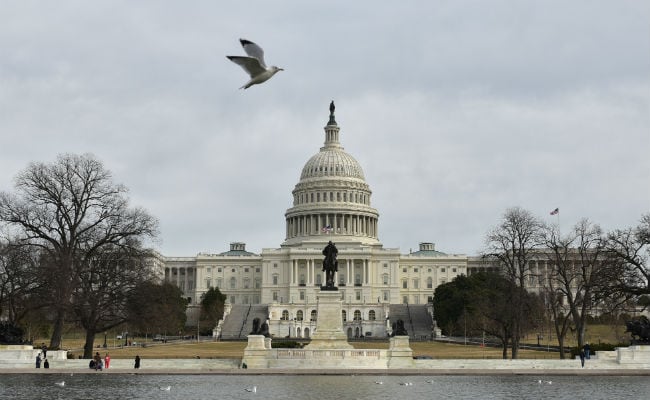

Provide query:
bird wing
left=239, top=39, right=267, bottom=68
left=226, top=56, right=266, bottom=78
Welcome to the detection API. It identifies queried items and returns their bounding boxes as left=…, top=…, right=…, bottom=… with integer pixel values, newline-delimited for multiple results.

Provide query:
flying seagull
left=227, top=39, right=283, bottom=89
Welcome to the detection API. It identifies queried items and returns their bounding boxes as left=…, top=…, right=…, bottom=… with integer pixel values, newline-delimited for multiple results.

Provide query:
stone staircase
left=388, top=304, right=432, bottom=340
left=407, top=304, right=433, bottom=340
left=219, top=304, right=269, bottom=340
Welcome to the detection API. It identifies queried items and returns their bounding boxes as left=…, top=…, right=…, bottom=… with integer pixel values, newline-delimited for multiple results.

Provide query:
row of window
left=206, top=277, right=261, bottom=289
left=401, top=277, right=438, bottom=289
left=402, top=267, right=460, bottom=273
left=279, top=309, right=378, bottom=321
left=202, top=272, right=457, bottom=289
left=294, top=190, right=369, bottom=206
left=204, top=267, right=261, bottom=274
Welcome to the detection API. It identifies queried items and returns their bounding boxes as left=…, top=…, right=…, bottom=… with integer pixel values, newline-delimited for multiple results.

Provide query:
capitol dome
left=283, top=102, right=380, bottom=247
left=300, top=149, right=365, bottom=181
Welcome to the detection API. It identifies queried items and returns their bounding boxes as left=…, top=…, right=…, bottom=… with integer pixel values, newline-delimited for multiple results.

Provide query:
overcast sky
left=1, top=0, right=648, bottom=256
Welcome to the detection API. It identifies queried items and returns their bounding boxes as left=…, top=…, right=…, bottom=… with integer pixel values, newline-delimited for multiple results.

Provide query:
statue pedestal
left=617, top=345, right=650, bottom=364
left=304, top=289, right=352, bottom=349
left=242, top=335, right=270, bottom=368
left=387, top=336, right=415, bottom=368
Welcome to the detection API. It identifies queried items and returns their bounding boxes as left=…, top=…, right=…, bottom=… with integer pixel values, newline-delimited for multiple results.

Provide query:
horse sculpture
left=0, top=322, right=24, bottom=345
left=391, top=319, right=408, bottom=337
left=625, top=316, right=650, bottom=344
left=250, top=317, right=271, bottom=338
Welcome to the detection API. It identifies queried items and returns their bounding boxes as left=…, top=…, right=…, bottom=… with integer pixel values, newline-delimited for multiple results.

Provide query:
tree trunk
left=49, top=309, right=65, bottom=349
left=558, top=336, right=567, bottom=359
left=83, top=329, right=97, bottom=359
left=511, top=336, right=519, bottom=359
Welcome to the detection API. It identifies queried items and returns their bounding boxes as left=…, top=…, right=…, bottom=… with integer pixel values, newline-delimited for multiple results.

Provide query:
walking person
left=41, top=343, right=47, bottom=359
left=134, top=355, right=141, bottom=369
left=583, top=343, right=591, bottom=359
left=104, top=353, right=111, bottom=369
left=35, top=353, right=42, bottom=368
left=579, top=348, right=586, bottom=368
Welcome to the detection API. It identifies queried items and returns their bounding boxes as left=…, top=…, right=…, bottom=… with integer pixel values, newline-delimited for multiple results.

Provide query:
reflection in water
left=0, top=374, right=647, bottom=400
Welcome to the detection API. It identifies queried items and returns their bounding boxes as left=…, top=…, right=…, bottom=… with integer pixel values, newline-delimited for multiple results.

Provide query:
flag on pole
left=550, top=208, right=559, bottom=215
left=321, top=225, right=333, bottom=233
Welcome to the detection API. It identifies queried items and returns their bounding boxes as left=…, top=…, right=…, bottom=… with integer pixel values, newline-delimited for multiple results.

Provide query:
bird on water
left=227, top=39, right=283, bottom=89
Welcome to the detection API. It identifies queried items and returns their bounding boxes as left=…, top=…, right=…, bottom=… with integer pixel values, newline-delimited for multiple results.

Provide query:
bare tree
left=484, top=207, right=542, bottom=358
left=542, top=219, right=613, bottom=352
left=606, top=214, right=650, bottom=298
left=0, top=239, right=41, bottom=326
left=0, top=154, right=158, bottom=349
left=72, top=242, right=156, bottom=358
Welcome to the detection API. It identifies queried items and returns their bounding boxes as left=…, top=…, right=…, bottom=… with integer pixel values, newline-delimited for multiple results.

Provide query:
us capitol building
left=162, top=102, right=494, bottom=339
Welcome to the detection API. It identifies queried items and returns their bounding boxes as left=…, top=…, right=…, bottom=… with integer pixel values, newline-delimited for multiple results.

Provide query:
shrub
left=271, top=341, right=303, bottom=349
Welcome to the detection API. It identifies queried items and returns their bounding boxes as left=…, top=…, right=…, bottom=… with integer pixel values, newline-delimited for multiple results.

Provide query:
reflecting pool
left=0, top=373, right=647, bottom=400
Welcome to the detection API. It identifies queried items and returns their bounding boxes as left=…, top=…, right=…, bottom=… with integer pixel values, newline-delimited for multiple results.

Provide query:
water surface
left=0, top=374, right=646, bottom=400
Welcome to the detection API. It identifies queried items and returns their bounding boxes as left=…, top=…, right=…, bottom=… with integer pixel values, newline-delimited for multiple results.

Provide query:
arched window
left=296, top=310, right=304, bottom=321
left=299, top=274, right=305, bottom=285
left=402, top=280, right=408, bottom=289
left=272, top=274, right=278, bottom=285
left=427, top=277, right=433, bottom=289
left=342, top=310, right=347, bottom=322
left=355, top=274, right=361, bottom=285
left=382, top=274, right=389, bottom=285
left=353, top=310, right=361, bottom=321
left=281, top=310, right=289, bottom=320
left=316, top=274, right=322, bottom=285
left=230, top=277, right=236, bottom=289
left=369, top=310, right=376, bottom=320
left=310, top=310, right=317, bottom=321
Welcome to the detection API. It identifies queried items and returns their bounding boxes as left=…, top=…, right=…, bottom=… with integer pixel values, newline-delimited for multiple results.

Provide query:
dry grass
left=43, top=323, right=630, bottom=360
left=63, top=340, right=247, bottom=360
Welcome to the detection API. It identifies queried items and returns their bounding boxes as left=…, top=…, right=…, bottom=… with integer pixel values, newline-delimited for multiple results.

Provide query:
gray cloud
left=1, top=0, right=648, bottom=256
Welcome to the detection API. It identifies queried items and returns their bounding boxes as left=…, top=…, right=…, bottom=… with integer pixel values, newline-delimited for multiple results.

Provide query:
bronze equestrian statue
left=322, top=241, right=338, bottom=289
left=625, top=316, right=650, bottom=344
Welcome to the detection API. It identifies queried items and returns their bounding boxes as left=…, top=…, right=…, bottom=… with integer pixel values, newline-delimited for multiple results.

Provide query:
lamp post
left=103, top=332, right=107, bottom=348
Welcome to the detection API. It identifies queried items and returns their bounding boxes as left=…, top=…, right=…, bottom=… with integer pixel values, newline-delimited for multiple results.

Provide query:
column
left=293, top=259, right=297, bottom=285
left=308, top=259, right=312, bottom=285
left=289, top=260, right=293, bottom=285
left=346, top=259, right=351, bottom=285
left=364, top=260, right=368, bottom=284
